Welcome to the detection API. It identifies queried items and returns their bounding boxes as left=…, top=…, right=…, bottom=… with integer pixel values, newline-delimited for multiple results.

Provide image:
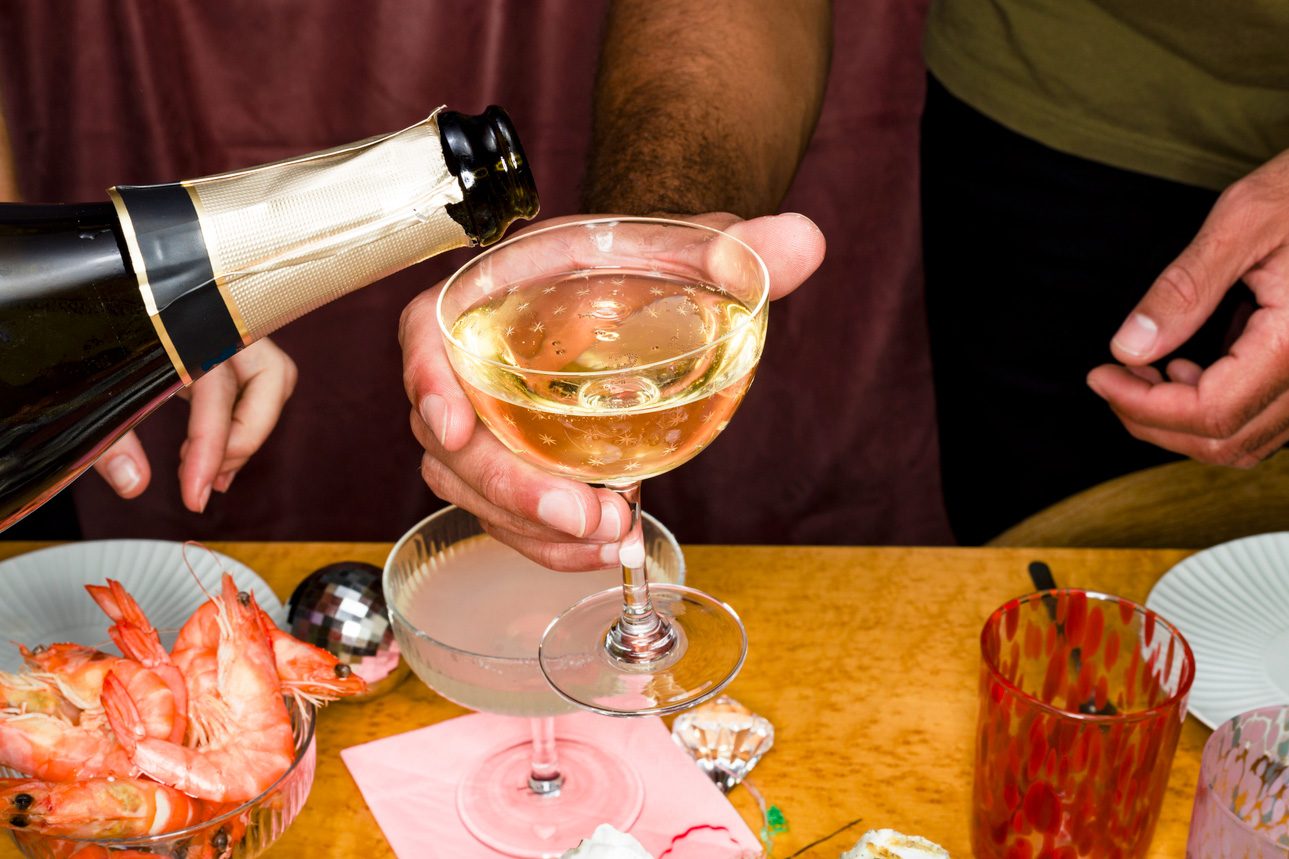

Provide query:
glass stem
left=526, top=717, right=563, bottom=795
left=605, top=481, right=677, bottom=663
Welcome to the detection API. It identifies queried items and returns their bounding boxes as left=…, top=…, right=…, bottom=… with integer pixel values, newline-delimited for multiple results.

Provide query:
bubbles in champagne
left=590, top=297, right=629, bottom=321
left=578, top=376, right=661, bottom=411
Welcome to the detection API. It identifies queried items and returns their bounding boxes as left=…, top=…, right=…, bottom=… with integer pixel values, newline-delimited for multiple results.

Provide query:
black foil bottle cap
left=438, top=106, right=540, bottom=246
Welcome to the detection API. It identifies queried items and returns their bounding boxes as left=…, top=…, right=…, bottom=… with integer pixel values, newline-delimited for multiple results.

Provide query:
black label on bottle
left=111, top=183, right=242, bottom=381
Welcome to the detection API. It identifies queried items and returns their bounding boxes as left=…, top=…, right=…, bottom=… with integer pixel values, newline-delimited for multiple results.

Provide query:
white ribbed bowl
left=0, top=540, right=286, bottom=672
left=1146, top=532, right=1289, bottom=728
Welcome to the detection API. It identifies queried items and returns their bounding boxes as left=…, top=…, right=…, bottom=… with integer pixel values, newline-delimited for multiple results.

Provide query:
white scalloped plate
left=0, top=540, right=286, bottom=673
left=1146, top=532, right=1289, bottom=729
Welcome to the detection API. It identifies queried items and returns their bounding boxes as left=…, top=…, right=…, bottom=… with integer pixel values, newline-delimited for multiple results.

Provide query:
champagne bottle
left=0, top=106, right=538, bottom=532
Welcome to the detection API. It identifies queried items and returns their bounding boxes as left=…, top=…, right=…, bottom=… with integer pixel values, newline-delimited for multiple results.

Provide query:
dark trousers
left=920, top=76, right=1249, bottom=545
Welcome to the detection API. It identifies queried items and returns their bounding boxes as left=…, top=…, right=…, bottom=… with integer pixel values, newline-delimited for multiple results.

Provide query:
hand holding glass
left=436, top=218, right=769, bottom=715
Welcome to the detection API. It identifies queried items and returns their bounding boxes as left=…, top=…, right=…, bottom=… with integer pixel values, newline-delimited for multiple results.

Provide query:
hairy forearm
left=583, top=0, right=831, bottom=218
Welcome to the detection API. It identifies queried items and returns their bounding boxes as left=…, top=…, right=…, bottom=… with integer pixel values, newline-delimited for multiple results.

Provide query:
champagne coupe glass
left=437, top=217, right=768, bottom=716
left=384, top=504, right=686, bottom=857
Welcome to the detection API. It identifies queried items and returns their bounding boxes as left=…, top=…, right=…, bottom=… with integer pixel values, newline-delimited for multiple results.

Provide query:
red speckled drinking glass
left=972, top=589, right=1195, bottom=859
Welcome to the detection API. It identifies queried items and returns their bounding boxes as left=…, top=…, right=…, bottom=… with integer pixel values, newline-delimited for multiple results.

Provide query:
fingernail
left=784, top=211, right=822, bottom=234
left=105, top=456, right=141, bottom=494
left=214, top=471, right=236, bottom=493
left=1112, top=313, right=1158, bottom=358
left=588, top=500, right=622, bottom=541
left=599, top=542, right=621, bottom=568
left=619, top=532, right=646, bottom=569
left=419, top=394, right=450, bottom=446
left=537, top=490, right=587, bottom=537
left=198, top=485, right=212, bottom=513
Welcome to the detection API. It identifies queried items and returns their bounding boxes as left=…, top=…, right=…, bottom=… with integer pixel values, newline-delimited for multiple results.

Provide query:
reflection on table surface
left=0, top=541, right=1206, bottom=858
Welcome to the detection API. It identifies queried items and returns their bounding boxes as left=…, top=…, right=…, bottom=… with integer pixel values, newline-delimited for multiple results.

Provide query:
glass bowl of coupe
left=384, top=504, right=685, bottom=858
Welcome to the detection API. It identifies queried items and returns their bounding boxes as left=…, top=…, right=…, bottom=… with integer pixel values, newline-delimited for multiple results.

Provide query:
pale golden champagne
left=448, top=270, right=765, bottom=484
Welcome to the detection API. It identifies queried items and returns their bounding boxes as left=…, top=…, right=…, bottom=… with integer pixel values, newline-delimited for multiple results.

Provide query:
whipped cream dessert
left=841, top=828, right=950, bottom=858
left=561, top=824, right=653, bottom=859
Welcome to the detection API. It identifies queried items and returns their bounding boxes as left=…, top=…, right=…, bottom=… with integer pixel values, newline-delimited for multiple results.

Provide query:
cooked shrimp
left=105, top=662, right=181, bottom=745
left=13, top=640, right=180, bottom=743
left=104, top=576, right=294, bottom=803
left=84, top=580, right=187, bottom=744
left=173, top=589, right=366, bottom=743
left=0, top=712, right=134, bottom=781
left=268, top=625, right=368, bottom=707
left=0, top=672, right=78, bottom=722
left=18, top=643, right=124, bottom=712
left=0, top=777, right=201, bottom=839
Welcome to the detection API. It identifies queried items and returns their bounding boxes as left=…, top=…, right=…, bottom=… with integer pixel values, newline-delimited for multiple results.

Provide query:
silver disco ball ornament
left=287, top=561, right=409, bottom=701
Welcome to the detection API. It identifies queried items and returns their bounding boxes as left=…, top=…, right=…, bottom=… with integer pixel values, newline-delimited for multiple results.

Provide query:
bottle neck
left=108, top=112, right=473, bottom=384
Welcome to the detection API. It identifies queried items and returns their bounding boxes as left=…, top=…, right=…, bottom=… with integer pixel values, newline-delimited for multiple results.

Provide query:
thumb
left=93, top=430, right=152, bottom=499
left=1112, top=215, right=1256, bottom=366
left=726, top=212, right=826, bottom=300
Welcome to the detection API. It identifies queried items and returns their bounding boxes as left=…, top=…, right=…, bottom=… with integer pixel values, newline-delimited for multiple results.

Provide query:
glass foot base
left=539, top=584, right=747, bottom=717
left=456, top=737, right=643, bottom=858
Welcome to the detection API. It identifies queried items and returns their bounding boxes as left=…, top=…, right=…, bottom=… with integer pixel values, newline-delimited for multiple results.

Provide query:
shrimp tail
left=88, top=581, right=163, bottom=665
left=83, top=583, right=123, bottom=623
left=100, top=673, right=141, bottom=756
left=87, top=581, right=188, bottom=745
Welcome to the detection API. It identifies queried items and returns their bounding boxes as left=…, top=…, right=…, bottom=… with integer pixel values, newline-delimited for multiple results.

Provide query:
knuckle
left=401, top=365, right=421, bottom=401
left=1200, top=410, right=1242, bottom=440
left=418, top=453, right=452, bottom=495
left=476, top=460, right=516, bottom=508
left=1215, top=177, right=1259, bottom=214
left=1120, top=421, right=1152, bottom=444
left=1229, top=452, right=1262, bottom=469
left=527, top=542, right=593, bottom=573
left=1153, top=264, right=1205, bottom=316
left=477, top=524, right=579, bottom=571
left=397, top=300, right=418, bottom=348
left=398, top=290, right=438, bottom=350
left=1202, top=438, right=1255, bottom=468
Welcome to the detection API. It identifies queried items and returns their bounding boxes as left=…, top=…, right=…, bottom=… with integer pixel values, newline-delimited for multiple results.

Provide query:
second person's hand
left=1088, top=148, right=1289, bottom=467
left=400, top=211, right=826, bottom=571
left=93, top=338, right=298, bottom=511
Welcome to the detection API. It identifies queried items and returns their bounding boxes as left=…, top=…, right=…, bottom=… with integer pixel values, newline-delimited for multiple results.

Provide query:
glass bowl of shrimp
left=0, top=569, right=367, bottom=858
left=2, top=696, right=315, bottom=859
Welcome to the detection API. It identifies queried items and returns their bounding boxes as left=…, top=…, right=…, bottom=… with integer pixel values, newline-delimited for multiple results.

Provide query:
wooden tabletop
left=0, top=542, right=1207, bottom=858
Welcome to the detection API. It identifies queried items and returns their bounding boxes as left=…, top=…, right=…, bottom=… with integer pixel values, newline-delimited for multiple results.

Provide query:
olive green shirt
left=924, top=0, right=1289, bottom=190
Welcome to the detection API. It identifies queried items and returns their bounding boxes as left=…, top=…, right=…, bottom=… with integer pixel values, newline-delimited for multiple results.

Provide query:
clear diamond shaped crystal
left=671, top=695, right=774, bottom=793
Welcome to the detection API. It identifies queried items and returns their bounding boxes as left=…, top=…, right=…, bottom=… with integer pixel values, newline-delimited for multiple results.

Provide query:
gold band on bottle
left=183, top=184, right=252, bottom=348
left=106, top=186, right=193, bottom=385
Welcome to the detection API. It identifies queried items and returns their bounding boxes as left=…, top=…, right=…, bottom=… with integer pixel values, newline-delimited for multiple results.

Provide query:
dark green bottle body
left=0, top=203, right=182, bottom=529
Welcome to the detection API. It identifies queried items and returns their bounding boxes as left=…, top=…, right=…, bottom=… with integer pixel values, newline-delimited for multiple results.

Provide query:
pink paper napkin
left=341, top=711, right=760, bottom=858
